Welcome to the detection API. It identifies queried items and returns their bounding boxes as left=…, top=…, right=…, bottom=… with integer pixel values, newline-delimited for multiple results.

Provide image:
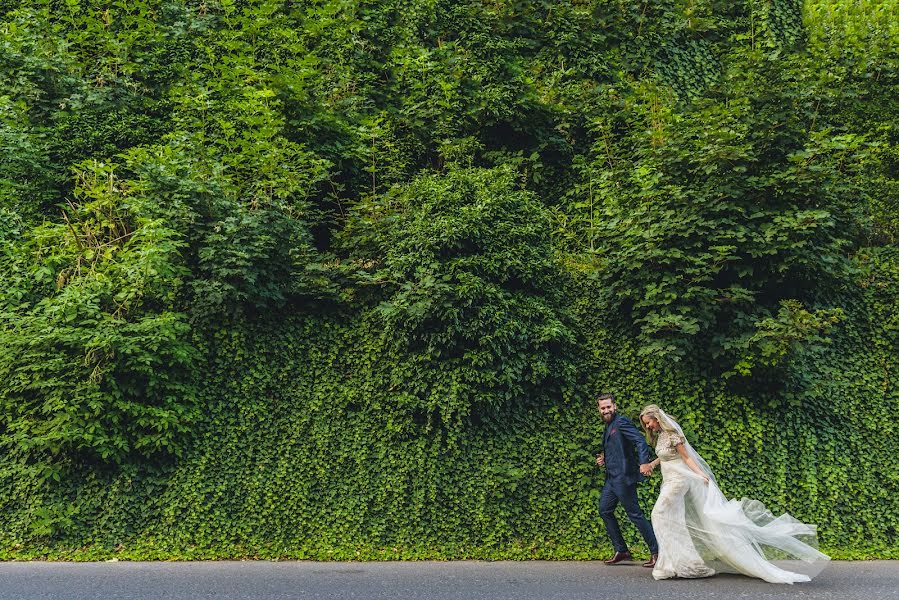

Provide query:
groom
left=595, top=393, right=658, bottom=567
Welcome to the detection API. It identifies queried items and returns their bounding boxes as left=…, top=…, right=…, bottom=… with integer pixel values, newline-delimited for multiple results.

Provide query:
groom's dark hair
left=596, top=393, right=615, bottom=403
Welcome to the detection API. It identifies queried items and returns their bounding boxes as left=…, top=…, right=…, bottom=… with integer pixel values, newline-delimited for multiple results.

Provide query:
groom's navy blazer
left=602, top=413, right=653, bottom=487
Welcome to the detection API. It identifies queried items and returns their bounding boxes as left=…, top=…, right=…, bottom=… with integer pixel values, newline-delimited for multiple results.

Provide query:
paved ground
left=0, top=560, right=895, bottom=600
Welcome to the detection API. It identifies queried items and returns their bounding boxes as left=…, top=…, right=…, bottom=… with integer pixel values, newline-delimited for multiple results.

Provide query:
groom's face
left=598, top=399, right=616, bottom=423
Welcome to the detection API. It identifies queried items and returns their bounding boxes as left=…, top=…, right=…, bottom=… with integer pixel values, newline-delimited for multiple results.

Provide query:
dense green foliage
left=1, top=0, right=897, bottom=559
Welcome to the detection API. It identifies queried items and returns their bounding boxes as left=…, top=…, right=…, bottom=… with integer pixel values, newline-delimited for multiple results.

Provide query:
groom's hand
left=595, top=453, right=605, bottom=467
left=639, top=463, right=653, bottom=476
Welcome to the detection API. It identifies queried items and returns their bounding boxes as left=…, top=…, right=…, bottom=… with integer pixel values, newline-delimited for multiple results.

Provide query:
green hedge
left=1, top=0, right=898, bottom=561
left=1, top=249, right=896, bottom=560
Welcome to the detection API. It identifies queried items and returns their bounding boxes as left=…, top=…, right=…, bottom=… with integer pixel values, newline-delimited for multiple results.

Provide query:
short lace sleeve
left=662, top=430, right=686, bottom=448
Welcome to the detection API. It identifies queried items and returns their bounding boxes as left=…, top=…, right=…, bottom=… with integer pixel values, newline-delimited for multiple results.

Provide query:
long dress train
left=650, top=426, right=829, bottom=584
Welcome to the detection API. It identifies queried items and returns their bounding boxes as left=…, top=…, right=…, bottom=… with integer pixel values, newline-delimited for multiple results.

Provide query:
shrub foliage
left=0, top=0, right=897, bottom=559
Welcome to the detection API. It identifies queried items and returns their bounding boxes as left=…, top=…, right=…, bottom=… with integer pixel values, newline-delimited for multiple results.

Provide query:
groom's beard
left=603, top=413, right=615, bottom=424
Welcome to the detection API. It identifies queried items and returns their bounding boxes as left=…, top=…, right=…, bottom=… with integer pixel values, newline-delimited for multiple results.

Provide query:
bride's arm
left=641, top=457, right=661, bottom=475
left=675, top=443, right=709, bottom=482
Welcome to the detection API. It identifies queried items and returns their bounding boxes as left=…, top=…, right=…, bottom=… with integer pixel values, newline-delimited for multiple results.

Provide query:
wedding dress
left=649, top=410, right=830, bottom=584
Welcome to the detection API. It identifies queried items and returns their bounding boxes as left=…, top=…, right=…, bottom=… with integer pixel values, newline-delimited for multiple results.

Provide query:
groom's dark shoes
left=603, top=551, right=632, bottom=565
left=642, top=554, right=658, bottom=568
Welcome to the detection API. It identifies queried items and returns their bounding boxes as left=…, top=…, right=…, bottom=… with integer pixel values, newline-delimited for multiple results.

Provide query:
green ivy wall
left=2, top=248, right=896, bottom=560
left=1, top=0, right=898, bottom=560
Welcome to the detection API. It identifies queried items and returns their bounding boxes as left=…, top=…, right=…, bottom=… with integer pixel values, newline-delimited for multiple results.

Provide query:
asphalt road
left=0, top=560, right=895, bottom=600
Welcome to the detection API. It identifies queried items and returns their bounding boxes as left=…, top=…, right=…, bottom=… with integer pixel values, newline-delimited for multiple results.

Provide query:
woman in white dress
left=639, top=404, right=830, bottom=584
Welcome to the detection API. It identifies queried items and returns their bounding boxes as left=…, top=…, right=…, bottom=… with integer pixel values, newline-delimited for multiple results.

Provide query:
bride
left=639, top=405, right=830, bottom=584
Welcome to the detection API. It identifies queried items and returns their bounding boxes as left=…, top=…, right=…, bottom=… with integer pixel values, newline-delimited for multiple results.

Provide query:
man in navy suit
left=595, top=393, right=659, bottom=567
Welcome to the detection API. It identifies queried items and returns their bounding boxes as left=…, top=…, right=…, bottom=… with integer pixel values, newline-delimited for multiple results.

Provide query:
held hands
left=595, top=455, right=658, bottom=477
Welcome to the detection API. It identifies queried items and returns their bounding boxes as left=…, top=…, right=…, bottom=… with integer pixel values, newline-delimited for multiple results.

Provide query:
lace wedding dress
left=649, top=413, right=830, bottom=584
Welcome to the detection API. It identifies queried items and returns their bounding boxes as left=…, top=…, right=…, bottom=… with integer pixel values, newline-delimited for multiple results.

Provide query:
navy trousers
left=599, top=479, right=658, bottom=554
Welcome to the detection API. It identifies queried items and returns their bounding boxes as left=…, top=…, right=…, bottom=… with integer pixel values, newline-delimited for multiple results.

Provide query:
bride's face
left=642, top=416, right=660, bottom=432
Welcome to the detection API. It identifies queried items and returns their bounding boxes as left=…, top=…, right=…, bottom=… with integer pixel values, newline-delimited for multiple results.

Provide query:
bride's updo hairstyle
left=639, top=404, right=678, bottom=444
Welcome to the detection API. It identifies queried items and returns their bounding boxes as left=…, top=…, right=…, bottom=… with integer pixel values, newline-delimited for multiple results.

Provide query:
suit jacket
left=602, top=413, right=653, bottom=486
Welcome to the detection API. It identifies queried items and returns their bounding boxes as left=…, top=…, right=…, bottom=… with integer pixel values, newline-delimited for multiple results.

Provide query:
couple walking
left=594, top=393, right=829, bottom=584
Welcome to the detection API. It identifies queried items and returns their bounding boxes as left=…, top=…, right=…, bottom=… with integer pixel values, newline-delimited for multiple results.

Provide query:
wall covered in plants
left=1, top=0, right=897, bottom=559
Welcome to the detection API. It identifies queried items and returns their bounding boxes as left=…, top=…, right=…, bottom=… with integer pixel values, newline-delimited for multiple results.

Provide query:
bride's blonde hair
left=639, top=404, right=678, bottom=444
